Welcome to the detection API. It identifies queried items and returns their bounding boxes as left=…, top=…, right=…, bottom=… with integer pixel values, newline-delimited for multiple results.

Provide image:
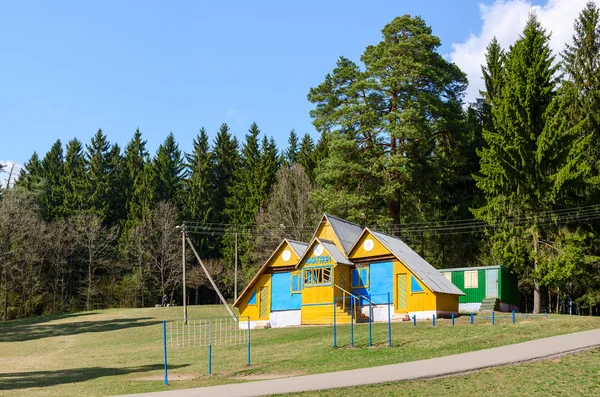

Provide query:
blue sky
left=0, top=0, right=562, bottom=169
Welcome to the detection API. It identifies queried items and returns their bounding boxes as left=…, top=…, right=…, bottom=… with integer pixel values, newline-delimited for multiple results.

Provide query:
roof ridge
left=325, top=213, right=362, bottom=228
left=287, top=239, right=308, bottom=245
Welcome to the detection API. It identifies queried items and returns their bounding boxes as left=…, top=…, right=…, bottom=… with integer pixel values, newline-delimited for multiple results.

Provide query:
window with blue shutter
left=411, top=276, right=424, bottom=293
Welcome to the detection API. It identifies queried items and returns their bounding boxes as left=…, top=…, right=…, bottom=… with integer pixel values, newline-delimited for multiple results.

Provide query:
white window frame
left=464, top=270, right=478, bottom=289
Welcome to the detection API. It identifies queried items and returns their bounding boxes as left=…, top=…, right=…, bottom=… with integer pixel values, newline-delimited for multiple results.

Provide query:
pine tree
left=308, top=15, right=468, bottom=229
left=283, top=129, right=299, bottom=167
left=480, top=37, right=506, bottom=130
left=474, top=14, right=565, bottom=313
left=61, top=139, right=87, bottom=217
left=184, top=128, right=214, bottom=256
left=40, top=140, right=65, bottom=220
left=153, top=133, right=184, bottom=206
left=86, top=129, right=112, bottom=221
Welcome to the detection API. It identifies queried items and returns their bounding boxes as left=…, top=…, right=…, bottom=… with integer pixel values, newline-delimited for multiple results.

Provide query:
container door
left=486, top=269, right=498, bottom=298
left=397, top=273, right=408, bottom=312
left=259, top=285, right=270, bottom=319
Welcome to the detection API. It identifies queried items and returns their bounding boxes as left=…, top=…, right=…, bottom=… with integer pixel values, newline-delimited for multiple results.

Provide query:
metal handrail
left=333, top=284, right=374, bottom=305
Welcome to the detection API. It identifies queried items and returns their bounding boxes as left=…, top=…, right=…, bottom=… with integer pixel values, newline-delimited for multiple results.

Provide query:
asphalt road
left=117, top=328, right=600, bottom=397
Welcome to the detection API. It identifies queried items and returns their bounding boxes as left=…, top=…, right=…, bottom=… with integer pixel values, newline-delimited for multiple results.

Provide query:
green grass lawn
left=282, top=348, right=600, bottom=397
left=0, top=306, right=599, bottom=397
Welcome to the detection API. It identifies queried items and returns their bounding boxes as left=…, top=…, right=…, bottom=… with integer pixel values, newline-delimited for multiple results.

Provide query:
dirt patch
left=233, top=371, right=305, bottom=381
left=136, top=373, right=196, bottom=381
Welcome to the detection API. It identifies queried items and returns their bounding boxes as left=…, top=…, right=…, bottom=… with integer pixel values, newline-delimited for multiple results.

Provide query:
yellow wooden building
left=235, top=214, right=463, bottom=328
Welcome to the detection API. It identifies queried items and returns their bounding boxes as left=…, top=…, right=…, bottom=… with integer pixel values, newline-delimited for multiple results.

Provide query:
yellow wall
left=299, top=242, right=337, bottom=324
left=238, top=274, right=271, bottom=321
left=394, top=260, right=437, bottom=313
left=436, top=293, right=459, bottom=312
left=270, top=241, right=300, bottom=268
left=350, top=231, right=391, bottom=259
left=313, top=221, right=345, bottom=255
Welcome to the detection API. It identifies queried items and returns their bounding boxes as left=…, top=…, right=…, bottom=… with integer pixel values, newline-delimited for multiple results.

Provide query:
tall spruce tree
left=16, top=152, right=42, bottom=190
left=211, top=123, right=239, bottom=227
left=123, top=129, right=150, bottom=229
left=40, top=140, right=65, bottom=220
left=106, top=143, right=126, bottom=225
left=153, top=133, right=184, bottom=207
left=61, top=139, right=87, bottom=217
left=184, top=128, right=215, bottom=256
left=298, top=133, right=315, bottom=178
left=308, top=15, right=467, bottom=229
left=283, top=129, right=299, bottom=167
left=86, top=129, right=112, bottom=221
left=474, top=14, right=566, bottom=313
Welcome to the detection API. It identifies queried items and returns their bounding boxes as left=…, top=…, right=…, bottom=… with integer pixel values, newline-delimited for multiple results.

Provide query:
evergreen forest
left=2, top=4, right=600, bottom=320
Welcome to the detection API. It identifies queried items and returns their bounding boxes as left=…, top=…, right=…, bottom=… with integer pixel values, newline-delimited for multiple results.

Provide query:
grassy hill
left=1, top=306, right=599, bottom=397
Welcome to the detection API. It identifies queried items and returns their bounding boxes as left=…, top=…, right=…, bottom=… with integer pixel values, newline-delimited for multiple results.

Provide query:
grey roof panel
left=326, top=214, right=363, bottom=254
left=370, top=230, right=464, bottom=296
left=319, top=239, right=353, bottom=265
left=287, top=240, right=308, bottom=258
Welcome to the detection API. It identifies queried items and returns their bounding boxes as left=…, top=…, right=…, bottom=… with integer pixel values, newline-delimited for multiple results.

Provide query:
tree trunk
left=87, top=251, right=92, bottom=312
left=556, top=287, right=560, bottom=314
left=533, top=230, right=541, bottom=314
left=387, top=200, right=401, bottom=236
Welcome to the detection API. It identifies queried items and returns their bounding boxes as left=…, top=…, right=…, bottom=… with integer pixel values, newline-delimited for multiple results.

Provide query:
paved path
left=119, top=328, right=600, bottom=397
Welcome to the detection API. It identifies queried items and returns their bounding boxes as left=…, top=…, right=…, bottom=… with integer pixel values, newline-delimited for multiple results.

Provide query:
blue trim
left=301, top=302, right=334, bottom=307
left=411, top=276, right=424, bottom=293
left=248, top=290, right=257, bottom=305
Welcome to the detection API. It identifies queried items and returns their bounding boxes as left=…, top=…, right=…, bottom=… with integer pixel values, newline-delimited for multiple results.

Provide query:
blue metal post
left=208, top=319, right=212, bottom=375
left=413, top=314, right=416, bottom=327
left=451, top=312, right=455, bottom=326
left=432, top=314, right=436, bottom=327
left=368, top=295, right=373, bottom=347
left=350, top=297, right=354, bottom=348
left=333, top=297, right=337, bottom=347
left=470, top=312, right=474, bottom=325
left=163, top=320, right=168, bottom=386
left=492, top=311, right=495, bottom=325
left=387, top=292, right=391, bottom=347
left=247, top=317, right=251, bottom=365
left=512, top=310, right=516, bottom=324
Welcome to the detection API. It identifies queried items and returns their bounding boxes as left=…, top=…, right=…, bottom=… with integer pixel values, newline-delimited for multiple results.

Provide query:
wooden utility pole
left=182, top=223, right=188, bottom=324
left=234, top=232, right=238, bottom=302
left=186, top=236, right=237, bottom=320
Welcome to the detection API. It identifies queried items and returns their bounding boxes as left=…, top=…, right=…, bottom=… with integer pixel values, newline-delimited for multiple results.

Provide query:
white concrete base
left=459, top=302, right=482, bottom=313
left=270, top=310, right=301, bottom=328
left=409, top=310, right=456, bottom=320
left=359, top=304, right=393, bottom=322
left=239, top=320, right=269, bottom=330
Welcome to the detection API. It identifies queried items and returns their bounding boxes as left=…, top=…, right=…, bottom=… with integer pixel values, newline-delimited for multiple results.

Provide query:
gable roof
left=312, top=214, right=363, bottom=255
left=363, top=229, right=464, bottom=296
left=296, top=237, right=353, bottom=268
left=233, top=239, right=307, bottom=307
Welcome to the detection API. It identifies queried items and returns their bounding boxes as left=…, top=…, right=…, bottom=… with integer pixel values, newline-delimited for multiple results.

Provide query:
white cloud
left=451, top=0, right=599, bottom=104
left=0, top=160, right=22, bottom=188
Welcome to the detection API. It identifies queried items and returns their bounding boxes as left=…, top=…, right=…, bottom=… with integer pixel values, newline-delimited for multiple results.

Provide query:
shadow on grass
left=0, top=317, right=161, bottom=343
left=0, top=364, right=188, bottom=391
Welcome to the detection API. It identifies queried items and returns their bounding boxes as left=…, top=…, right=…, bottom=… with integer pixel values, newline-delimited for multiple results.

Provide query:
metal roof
left=325, top=214, right=363, bottom=255
left=369, top=229, right=465, bottom=296
left=441, top=265, right=504, bottom=273
left=319, top=239, right=353, bottom=266
left=288, top=239, right=308, bottom=258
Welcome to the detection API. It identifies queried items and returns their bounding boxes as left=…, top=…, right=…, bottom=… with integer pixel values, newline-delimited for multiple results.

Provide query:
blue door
left=271, top=272, right=301, bottom=311
left=369, top=261, right=393, bottom=304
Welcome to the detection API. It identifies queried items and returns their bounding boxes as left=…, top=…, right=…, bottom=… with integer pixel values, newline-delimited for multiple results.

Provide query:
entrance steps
left=480, top=297, right=500, bottom=312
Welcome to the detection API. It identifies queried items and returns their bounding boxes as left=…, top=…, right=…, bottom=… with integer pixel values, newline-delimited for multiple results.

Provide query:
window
left=411, top=275, right=424, bottom=293
left=291, top=272, right=301, bottom=293
left=464, top=270, right=479, bottom=289
left=443, top=272, right=452, bottom=282
left=303, top=267, right=332, bottom=286
left=248, top=290, right=257, bottom=305
left=351, top=267, right=369, bottom=288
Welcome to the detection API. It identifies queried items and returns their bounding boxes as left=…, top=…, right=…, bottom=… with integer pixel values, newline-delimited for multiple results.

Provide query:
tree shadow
left=0, top=317, right=161, bottom=342
left=0, top=364, right=188, bottom=391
